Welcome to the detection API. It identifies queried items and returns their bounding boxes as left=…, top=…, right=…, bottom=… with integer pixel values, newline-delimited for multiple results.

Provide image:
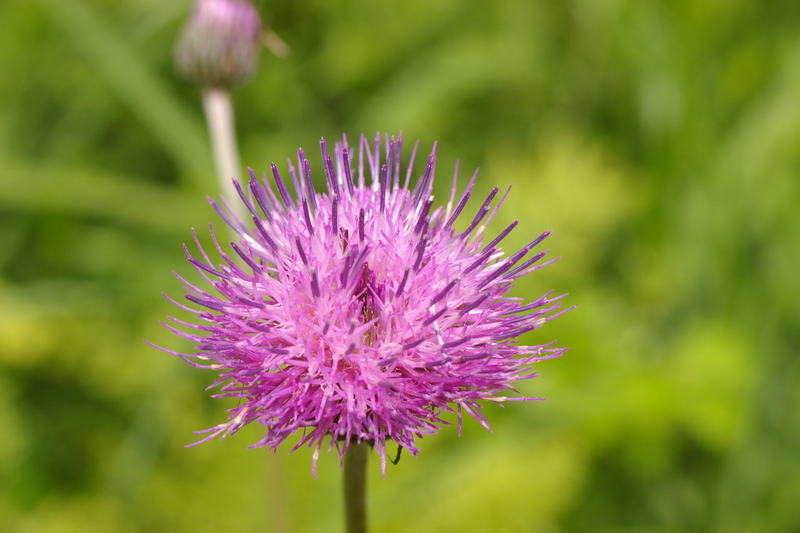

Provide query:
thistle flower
left=175, top=0, right=262, bottom=89
left=155, top=134, right=571, bottom=474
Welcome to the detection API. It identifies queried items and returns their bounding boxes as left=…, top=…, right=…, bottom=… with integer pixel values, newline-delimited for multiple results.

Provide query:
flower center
left=354, top=263, right=379, bottom=347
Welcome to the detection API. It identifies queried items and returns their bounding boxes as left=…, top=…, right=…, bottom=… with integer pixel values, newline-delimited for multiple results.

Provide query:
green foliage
left=1, top=0, right=798, bottom=531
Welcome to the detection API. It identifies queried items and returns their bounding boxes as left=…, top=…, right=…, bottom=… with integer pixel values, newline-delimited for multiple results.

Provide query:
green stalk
left=343, top=442, right=369, bottom=533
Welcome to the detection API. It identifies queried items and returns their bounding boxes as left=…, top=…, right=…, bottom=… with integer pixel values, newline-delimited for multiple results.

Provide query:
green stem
left=343, top=442, right=369, bottom=533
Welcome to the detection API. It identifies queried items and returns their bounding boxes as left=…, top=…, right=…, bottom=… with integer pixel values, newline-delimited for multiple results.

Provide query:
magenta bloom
left=156, top=134, right=570, bottom=473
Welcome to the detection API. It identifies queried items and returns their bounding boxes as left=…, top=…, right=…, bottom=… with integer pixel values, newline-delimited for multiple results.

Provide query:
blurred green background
left=1, top=0, right=799, bottom=531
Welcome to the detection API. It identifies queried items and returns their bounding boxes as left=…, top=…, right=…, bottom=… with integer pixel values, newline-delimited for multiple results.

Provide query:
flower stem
left=343, top=442, right=369, bottom=533
left=202, top=87, right=243, bottom=217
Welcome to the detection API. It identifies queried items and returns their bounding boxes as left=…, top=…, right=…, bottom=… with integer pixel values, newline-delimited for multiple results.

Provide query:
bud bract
left=175, top=0, right=262, bottom=89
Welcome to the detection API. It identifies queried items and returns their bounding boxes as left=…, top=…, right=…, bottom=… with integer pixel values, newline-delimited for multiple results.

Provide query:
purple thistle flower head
left=175, top=0, right=262, bottom=89
left=154, top=133, right=571, bottom=474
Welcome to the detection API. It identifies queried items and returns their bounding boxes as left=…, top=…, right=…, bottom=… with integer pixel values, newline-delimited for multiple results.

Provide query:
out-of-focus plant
left=175, top=0, right=262, bottom=214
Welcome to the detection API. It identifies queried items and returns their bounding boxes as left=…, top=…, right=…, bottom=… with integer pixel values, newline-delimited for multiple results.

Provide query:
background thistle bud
left=175, top=0, right=262, bottom=89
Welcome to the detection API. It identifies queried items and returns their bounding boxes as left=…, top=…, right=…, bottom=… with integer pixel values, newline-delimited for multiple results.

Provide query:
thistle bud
left=175, top=0, right=262, bottom=89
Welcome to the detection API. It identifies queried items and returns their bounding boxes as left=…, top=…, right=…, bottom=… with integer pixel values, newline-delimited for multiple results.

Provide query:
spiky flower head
left=155, top=133, right=570, bottom=474
left=174, top=0, right=262, bottom=89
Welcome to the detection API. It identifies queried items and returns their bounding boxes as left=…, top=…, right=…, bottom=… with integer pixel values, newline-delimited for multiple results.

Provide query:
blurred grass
left=1, top=0, right=799, bottom=532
